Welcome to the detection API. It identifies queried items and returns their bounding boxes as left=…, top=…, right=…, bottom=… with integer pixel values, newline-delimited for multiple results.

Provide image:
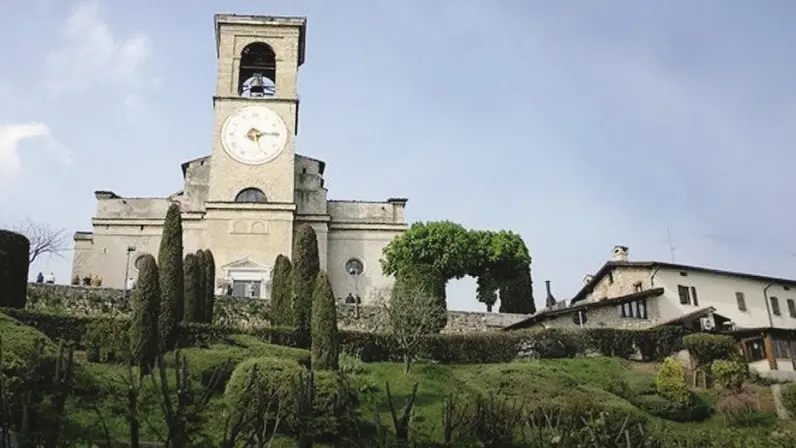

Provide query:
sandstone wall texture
left=25, top=284, right=529, bottom=334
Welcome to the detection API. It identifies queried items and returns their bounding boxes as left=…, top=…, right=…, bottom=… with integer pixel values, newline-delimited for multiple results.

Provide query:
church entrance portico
left=220, top=257, right=271, bottom=299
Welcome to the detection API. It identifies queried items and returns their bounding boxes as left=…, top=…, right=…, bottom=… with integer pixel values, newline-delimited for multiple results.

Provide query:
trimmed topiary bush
left=183, top=253, right=202, bottom=323
left=204, top=249, right=216, bottom=323
left=711, top=359, right=749, bottom=391
left=0, top=229, right=30, bottom=309
left=224, top=356, right=306, bottom=431
left=655, top=357, right=691, bottom=406
left=130, top=254, right=160, bottom=373
left=683, top=333, right=739, bottom=367
left=195, top=250, right=207, bottom=309
left=270, top=254, right=293, bottom=327
left=311, top=271, right=339, bottom=371
left=158, top=202, right=184, bottom=351
left=292, top=225, right=320, bottom=335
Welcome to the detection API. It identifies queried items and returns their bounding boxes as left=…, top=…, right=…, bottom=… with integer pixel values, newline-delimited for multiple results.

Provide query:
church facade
left=71, top=14, right=408, bottom=303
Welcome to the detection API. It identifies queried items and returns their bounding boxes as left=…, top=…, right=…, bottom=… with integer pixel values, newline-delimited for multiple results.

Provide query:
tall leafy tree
left=311, top=271, right=339, bottom=370
left=291, top=224, right=320, bottom=336
left=157, top=202, right=184, bottom=352
left=392, top=264, right=448, bottom=333
left=204, top=249, right=216, bottom=324
left=183, top=253, right=201, bottom=322
left=270, top=254, right=293, bottom=326
left=130, top=254, right=160, bottom=374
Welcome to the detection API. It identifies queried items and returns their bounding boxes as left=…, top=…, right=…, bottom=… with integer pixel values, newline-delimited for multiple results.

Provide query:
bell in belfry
left=249, top=72, right=265, bottom=96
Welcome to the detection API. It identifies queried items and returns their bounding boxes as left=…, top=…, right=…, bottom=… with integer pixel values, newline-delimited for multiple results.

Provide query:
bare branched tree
left=373, top=284, right=443, bottom=373
left=12, top=219, right=68, bottom=265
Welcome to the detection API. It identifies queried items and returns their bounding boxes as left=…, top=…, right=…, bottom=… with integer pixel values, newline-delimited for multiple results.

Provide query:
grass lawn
left=57, top=334, right=783, bottom=445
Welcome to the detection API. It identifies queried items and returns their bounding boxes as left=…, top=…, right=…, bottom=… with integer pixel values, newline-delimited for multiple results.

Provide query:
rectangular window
left=773, top=339, right=792, bottom=359
left=771, top=297, right=781, bottom=316
left=788, top=299, right=796, bottom=318
left=736, top=292, right=747, bottom=311
left=744, top=338, right=767, bottom=362
left=690, top=287, right=699, bottom=306
left=678, top=285, right=690, bottom=305
left=618, top=299, right=648, bottom=319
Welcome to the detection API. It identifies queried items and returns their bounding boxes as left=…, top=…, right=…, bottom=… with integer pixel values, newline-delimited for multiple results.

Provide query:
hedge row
left=2, top=308, right=688, bottom=364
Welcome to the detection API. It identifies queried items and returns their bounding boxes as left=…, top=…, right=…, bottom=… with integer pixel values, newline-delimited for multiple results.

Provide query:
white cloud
left=45, top=0, right=151, bottom=96
left=0, top=123, right=69, bottom=183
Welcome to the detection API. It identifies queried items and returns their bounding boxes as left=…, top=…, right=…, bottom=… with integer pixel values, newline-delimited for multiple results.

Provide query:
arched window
left=235, top=187, right=267, bottom=203
left=133, top=254, right=149, bottom=271
left=239, top=42, right=276, bottom=97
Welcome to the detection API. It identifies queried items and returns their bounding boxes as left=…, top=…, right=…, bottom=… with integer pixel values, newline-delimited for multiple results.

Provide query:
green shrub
left=166, top=335, right=310, bottom=393
left=717, top=389, right=766, bottom=427
left=84, top=318, right=130, bottom=363
left=311, top=271, right=339, bottom=370
left=630, top=392, right=711, bottom=422
left=158, top=202, right=185, bottom=352
left=683, top=333, right=739, bottom=367
left=0, top=229, right=30, bottom=309
left=312, top=371, right=360, bottom=440
left=0, top=312, right=55, bottom=390
left=711, top=359, right=749, bottom=391
left=182, top=253, right=202, bottom=323
left=424, top=332, right=524, bottom=364
left=203, top=249, right=216, bottom=323
left=781, top=383, right=796, bottom=416
left=655, top=357, right=691, bottom=406
left=130, top=254, right=160, bottom=372
left=224, top=356, right=305, bottom=431
left=270, top=254, right=293, bottom=326
left=582, top=328, right=636, bottom=358
left=292, top=225, right=320, bottom=335
left=0, top=308, right=97, bottom=347
left=635, top=326, right=687, bottom=361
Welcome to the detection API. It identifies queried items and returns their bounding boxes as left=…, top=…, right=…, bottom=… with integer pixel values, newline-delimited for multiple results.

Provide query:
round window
left=344, top=258, right=364, bottom=276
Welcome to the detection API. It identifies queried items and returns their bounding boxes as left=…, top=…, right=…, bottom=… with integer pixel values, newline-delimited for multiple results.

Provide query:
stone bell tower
left=204, top=14, right=307, bottom=291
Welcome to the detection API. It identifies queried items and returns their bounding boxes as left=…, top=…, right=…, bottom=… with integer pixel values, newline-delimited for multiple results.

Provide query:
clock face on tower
left=220, top=106, right=288, bottom=165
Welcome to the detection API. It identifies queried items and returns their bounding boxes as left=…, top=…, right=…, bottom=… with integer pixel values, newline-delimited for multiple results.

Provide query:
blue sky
left=2, top=0, right=796, bottom=312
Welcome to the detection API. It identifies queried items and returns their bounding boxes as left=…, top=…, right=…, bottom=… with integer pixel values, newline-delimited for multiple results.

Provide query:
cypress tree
left=129, top=254, right=160, bottom=374
left=0, top=230, right=30, bottom=309
left=291, top=225, right=320, bottom=335
left=204, top=249, right=216, bottom=324
left=183, top=253, right=201, bottom=322
left=157, top=202, right=184, bottom=352
left=195, top=249, right=207, bottom=319
left=311, top=271, right=339, bottom=371
left=270, top=254, right=293, bottom=326
left=499, top=263, right=536, bottom=315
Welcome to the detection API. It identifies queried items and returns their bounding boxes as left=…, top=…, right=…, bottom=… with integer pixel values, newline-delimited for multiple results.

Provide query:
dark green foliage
left=311, top=271, right=339, bottom=371
left=781, top=383, right=796, bottom=416
left=498, top=262, right=535, bottom=314
left=203, top=249, right=216, bottom=323
left=629, top=392, right=712, bottom=422
left=84, top=318, right=130, bottom=363
left=683, top=333, right=740, bottom=367
left=195, top=249, right=207, bottom=311
left=182, top=253, right=202, bottom=323
left=130, top=254, right=160, bottom=372
left=381, top=221, right=536, bottom=314
left=158, top=202, right=184, bottom=352
left=270, top=254, right=293, bottom=326
left=393, top=264, right=448, bottom=333
left=292, top=224, right=320, bottom=334
left=0, top=229, right=30, bottom=309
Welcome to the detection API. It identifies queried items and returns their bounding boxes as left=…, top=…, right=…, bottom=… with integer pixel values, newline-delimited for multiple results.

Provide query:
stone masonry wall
left=540, top=298, right=662, bottom=330
left=24, top=284, right=529, bottom=334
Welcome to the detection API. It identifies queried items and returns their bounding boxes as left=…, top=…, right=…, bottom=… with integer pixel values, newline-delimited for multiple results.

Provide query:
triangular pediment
left=221, top=257, right=268, bottom=271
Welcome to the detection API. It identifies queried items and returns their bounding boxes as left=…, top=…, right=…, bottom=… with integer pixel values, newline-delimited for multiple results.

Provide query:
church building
left=71, top=14, right=408, bottom=303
